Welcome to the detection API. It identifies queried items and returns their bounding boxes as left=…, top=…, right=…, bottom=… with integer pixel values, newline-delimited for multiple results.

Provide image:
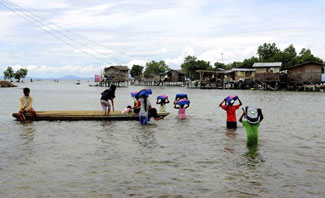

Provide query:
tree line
left=130, top=43, right=324, bottom=80
left=3, top=67, right=28, bottom=82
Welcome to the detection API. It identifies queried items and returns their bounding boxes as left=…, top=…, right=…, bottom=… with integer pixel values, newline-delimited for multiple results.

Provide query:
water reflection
left=240, top=144, right=264, bottom=167
left=135, top=125, right=158, bottom=149
left=226, top=128, right=237, bottom=138
left=18, top=122, right=35, bottom=145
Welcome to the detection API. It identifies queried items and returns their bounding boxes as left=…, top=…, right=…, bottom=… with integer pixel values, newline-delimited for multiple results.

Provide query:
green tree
left=181, top=55, right=211, bottom=79
left=242, top=56, right=259, bottom=68
left=144, top=60, right=170, bottom=79
left=130, top=64, right=144, bottom=77
left=294, top=48, right=323, bottom=65
left=14, top=68, right=28, bottom=82
left=3, top=67, right=15, bottom=81
left=257, top=43, right=282, bottom=62
left=282, top=44, right=297, bottom=68
left=226, top=61, right=243, bottom=69
left=214, top=62, right=226, bottom=70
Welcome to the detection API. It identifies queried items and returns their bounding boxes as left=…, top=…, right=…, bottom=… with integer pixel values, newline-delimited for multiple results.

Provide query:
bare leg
left=29, top=108, right=36, bottom=121
left=18, top=110, right=26, bottom=121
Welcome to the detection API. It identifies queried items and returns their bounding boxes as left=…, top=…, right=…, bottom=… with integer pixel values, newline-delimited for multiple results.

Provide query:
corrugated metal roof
left=253, top=62, right=282, bottom=67
left=231, top=68, right=256, bottom=72
left=223, top=68, right=255, bottom=73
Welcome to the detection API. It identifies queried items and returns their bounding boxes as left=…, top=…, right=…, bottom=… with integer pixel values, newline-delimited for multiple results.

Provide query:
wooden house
left=287, top=62, right=324, bottom=83
left=103, top=65, right=129, bottom=86
left=224, top=68, right=256, bottom=81
left=167, top=70, right=186, bottom=82
left=104, top=66, right=129, bottom=81
left=253, top=62, right=282, bottom=82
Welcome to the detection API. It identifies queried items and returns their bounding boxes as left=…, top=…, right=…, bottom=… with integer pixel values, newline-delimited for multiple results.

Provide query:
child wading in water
left=219, top=96, right=242, bottom=129
left=239, top=107, right=264, bottom=145
left=174, top=97, right=190, bottom=120
left=18, top=87, right=36, bottom=121
left=156, top=95, right=169, bottom=112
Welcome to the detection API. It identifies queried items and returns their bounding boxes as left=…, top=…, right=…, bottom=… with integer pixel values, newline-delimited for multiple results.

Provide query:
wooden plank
left=12, top=111, right=169, bottom=121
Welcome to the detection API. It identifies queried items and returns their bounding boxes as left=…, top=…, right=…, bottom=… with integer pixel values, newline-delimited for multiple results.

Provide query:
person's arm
left=238, top=98, right=242, bottom=106
left=219, top=98, right=226, bottom=107
left=19, top=97, right=23, bottom=111
left=185, top=103, right=190, bottom=109
left=166, top=99, right=170, bottom=104
left=148, top=100, right=152, bottom=110
left=174, top=103, right=179, bottom=109
left=239, top=111, right=245, bottom=123
left=111, top=99, right=114, bottom=111
left=156, top=99, right=160, bottom=105
left=25, top=97, right=33, bottom=111
left=258, top=109, right=264, bottom=122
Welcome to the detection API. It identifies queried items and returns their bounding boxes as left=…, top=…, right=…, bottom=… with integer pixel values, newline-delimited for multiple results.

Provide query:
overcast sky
left=0, top=0, right=324, bottom=77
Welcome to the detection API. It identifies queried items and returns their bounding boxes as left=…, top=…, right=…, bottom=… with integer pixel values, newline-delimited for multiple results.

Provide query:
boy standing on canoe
left=18, top=87, right=36, bottom=121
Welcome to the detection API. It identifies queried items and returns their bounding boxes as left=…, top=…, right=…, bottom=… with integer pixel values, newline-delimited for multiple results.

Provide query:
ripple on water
left=0, top=83, right=325, bottom=197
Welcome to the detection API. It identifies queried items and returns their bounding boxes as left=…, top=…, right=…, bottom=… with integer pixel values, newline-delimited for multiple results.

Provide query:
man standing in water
left=18, top=87, right=36, bottom=121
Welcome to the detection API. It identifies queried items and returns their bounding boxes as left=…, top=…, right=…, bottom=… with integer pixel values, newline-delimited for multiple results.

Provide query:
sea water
left=0, top=80, right=324, bottom=198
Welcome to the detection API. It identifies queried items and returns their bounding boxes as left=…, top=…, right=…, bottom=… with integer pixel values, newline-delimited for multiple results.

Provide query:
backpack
left=245, top=106, right=260, bottom=124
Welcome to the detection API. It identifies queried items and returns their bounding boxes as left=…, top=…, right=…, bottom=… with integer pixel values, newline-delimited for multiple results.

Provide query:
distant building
left=167, top=70, right=186, bottom=82
left=287, top=62, right=324, bottom=83
left=224, top=68, right=256, bottom=81
left=104, top=66, right=129, bottom=82
left=102, top=65, right=129, bottom=87
left=253, top=62, right=282, bottom=82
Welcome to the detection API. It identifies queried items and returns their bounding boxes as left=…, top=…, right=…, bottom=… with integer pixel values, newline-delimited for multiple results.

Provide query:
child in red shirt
left=219, top=97, right=242, bottom=129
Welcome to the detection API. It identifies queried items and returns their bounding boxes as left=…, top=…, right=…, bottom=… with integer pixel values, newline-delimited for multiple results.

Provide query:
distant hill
left=0, top=75, right=93, bottom=80
left=58, top=75, right=93, bottom=80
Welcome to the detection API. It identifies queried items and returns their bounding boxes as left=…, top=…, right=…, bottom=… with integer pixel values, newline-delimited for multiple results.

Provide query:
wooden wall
left=287, top=64, right=322, bottom=83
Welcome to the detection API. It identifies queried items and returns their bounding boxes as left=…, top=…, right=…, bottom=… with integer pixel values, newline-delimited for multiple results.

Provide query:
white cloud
left=1, top=0, right=325, bottom=77
left=165, top=47, right=195, bottom=69
left=10, top=0, right=70, bottom=9
left=126, top=59, right=147, bottom=68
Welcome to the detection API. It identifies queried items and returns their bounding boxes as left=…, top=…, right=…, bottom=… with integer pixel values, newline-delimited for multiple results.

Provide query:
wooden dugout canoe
left=12, top=111, right=169, bottom=121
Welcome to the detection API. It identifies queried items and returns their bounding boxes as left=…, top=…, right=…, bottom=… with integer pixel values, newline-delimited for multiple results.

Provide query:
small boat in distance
left=76, top=80, right=81, bottom=85
left=12, top=111, right=169, bottom=121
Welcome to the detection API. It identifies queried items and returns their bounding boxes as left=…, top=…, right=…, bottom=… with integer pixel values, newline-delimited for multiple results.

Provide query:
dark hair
left=23, top=87, right=30, bottom=93
left=127, top=105, right=132, bottom=108
left=143, top=97, right=148, bottom=111
left=110, top=84, right=116, bottom=91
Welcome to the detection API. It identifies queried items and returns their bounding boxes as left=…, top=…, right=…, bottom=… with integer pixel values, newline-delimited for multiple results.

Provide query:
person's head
left=110, top=85, right=116, bottom=92
left=180, top=104, right=185, bottom=108
left=23, top=87, right=30, bottom=96
left=127, top=105, right=132, bottom=109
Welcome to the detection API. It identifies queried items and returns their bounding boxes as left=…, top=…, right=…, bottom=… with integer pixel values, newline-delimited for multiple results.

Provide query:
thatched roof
left=105, top=66, right=129, bottom=71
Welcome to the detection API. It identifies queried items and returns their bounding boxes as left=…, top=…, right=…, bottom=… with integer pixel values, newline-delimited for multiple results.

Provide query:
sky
left=0, top=0, right=325, bottom=78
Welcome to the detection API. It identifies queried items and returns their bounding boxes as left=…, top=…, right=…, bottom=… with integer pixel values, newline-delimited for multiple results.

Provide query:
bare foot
left=154, top=116, right=163, bottom=121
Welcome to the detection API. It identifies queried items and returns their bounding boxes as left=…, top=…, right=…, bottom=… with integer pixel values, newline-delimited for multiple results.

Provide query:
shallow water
left=0, top=80, right=324, bottom=198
